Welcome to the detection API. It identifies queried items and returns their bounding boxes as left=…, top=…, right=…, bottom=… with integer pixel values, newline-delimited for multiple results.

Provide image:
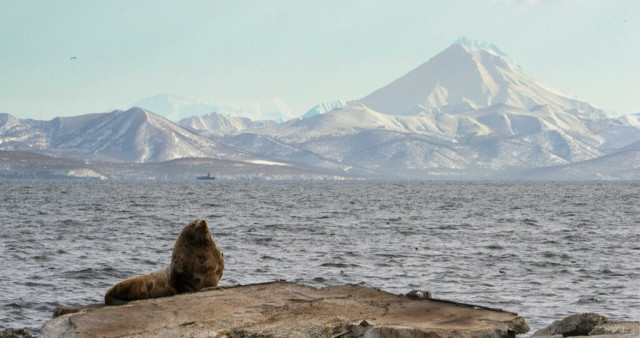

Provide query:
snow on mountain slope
left=300, top=100, right=346, bottom=118
left=64, top=108, right=256, bottom=162
left=220, top=133, right=347, bottom=171
left=454, top=37, right=513, bottom=62
left=359, top=38, right=604, bottom=118
left=266, top=103, right=454, bottom=143
left=261, top=102, right=608, bottom=148
left=621, top=114, right=640, bottom=127
left=238, top=100, right=619, bottom=176
left=178, top=112, right=277, bottom=138
left=298, top=129, right=473, bottom=175
left=597, top=114, right=640, bottom=151
left=291, top=125, right=592, bottom=176
left=514, top=148, right=640, bottom=180
left=0, top=113, right=65, bottom=153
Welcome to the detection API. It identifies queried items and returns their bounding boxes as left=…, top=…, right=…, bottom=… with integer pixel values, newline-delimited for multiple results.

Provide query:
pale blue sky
left=1, top=0, right=638, bottom=120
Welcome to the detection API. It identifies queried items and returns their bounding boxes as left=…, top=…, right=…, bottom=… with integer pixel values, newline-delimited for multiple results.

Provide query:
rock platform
left=41, top=281, right=529, bottom=337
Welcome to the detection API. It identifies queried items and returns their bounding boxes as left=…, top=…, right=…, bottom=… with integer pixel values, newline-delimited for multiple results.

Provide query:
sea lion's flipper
left=171, top=269, right=197, bottom=293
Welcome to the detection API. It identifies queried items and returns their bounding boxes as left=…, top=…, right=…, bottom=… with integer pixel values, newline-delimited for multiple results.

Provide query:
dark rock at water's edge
left=41, top=281, right=529, bottom=337
left=532, top=313, right=608, bottom=336
left=532, top=313, right=639, bottom=337
left=0, top=329, right=32, bottom=338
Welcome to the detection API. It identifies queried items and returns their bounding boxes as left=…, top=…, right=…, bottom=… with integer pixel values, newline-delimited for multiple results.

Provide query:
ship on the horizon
left=197, top=173, right=215, bottom=180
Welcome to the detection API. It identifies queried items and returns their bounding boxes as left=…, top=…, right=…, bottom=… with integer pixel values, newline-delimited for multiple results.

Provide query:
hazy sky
left=1, top=0, right=638, bottom=120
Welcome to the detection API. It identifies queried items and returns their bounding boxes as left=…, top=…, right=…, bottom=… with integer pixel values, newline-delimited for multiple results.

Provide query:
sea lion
left=405, top=290, right=432, bottom=300
left=104, top=219, right=224, bottom=305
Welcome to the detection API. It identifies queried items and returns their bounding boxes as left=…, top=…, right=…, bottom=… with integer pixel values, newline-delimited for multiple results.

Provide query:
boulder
left=532, top=313, right=609, bottom=336
left=532, top=313, right=639, bottom=337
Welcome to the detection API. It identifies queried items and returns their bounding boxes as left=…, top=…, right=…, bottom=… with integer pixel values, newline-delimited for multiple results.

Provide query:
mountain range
left=133, top=95, right=296, bottom=122
left=1, top=38, right=638, bottom=180
left=0, top=108, right=247, bottom=163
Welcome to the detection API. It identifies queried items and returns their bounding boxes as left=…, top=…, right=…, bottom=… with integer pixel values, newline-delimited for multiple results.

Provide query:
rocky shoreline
left=2, top=281, right=638, bottom=338
left=530, top=312, right=638, bottom=338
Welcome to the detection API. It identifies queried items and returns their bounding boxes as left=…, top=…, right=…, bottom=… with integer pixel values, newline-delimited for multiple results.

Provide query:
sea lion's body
left=105, top=219, right=224, bottom=305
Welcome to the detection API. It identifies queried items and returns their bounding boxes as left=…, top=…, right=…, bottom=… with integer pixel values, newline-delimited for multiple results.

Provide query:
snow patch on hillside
left=67, top=169, right=107, bottom=180
left=246, top=159, right=291, bottom=166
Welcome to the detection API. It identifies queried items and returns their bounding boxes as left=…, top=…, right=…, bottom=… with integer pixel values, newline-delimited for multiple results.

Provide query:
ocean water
left=1, top=181, right=639, bottom=335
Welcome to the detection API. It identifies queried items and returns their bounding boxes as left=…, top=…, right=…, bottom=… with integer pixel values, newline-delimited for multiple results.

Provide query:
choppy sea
left=1, top=181, right=639, bottom=335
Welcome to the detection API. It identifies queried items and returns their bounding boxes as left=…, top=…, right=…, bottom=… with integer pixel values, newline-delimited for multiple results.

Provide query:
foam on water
left=1, top=181, right=639, bottom=335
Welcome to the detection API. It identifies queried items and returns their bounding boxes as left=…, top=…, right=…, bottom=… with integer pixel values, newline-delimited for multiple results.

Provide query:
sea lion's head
left=179, top=219, right=213, bottom=246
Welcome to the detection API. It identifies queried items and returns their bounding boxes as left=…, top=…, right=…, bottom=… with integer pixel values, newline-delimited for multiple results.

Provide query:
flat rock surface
left=42, top=281, right=529, bottom=337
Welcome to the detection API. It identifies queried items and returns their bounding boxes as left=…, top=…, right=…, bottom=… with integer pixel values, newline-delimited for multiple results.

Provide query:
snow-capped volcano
left=359, top=37, right=604, bottom=118
left=453, top=37, right=513, bottom=63
left=301, top=100, right=346, bottom=119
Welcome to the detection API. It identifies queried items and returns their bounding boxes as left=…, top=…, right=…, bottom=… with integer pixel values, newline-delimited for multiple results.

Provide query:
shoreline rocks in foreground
left=41, top=281, right=529, bottom=337
left=532, top=313, right=639, bottom=338
left=0, top=329, right=32, bottom=338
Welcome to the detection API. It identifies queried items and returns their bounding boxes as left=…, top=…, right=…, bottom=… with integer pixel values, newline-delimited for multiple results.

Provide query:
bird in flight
left=70, top=57, right=77, bottom=60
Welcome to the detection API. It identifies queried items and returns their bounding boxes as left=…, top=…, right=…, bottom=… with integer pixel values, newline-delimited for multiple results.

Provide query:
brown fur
left=104, top=219, right=224, bottom=305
